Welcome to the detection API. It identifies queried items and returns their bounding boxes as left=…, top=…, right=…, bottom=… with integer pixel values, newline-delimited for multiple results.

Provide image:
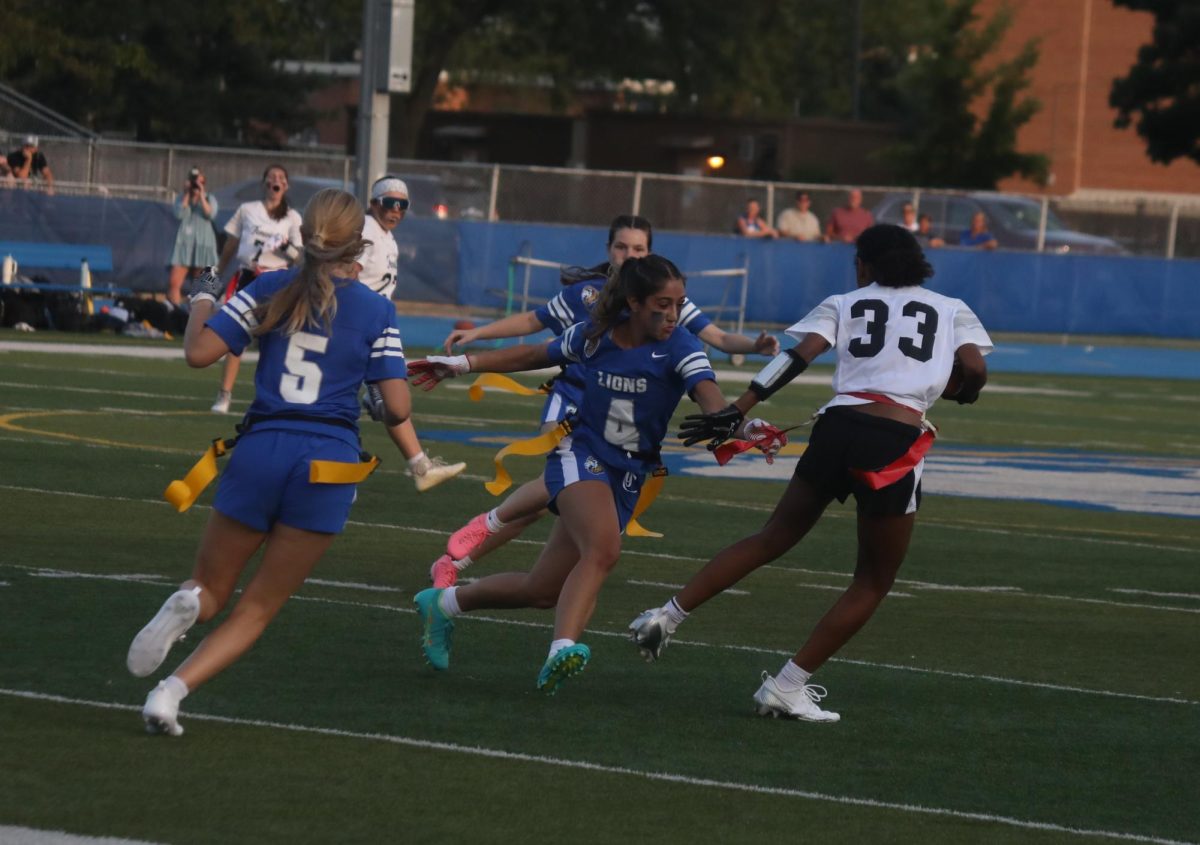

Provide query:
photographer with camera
left=167, top=166, right=219, bottom=306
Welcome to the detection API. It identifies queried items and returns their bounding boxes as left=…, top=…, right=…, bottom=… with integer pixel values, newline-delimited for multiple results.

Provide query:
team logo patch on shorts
left=621, top=471, right=638, bottom=493
left=581, top=285, right=599, bottom=307
left=584, top=456, right=604, bottom=475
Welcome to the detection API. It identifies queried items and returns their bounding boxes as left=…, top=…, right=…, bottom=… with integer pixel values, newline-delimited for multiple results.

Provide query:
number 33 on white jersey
left=787, top=282, right=993, bottom=414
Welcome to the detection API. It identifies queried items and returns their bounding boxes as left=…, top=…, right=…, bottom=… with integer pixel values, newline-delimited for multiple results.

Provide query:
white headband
left=371, top=177, right=409, bottom=201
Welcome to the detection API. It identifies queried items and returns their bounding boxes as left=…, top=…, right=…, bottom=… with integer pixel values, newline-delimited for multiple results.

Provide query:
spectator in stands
left=1, top=135, right=54, bottom=194
left=736, top=198, right=778, bottom=239
left=166, top=167, right=219, bottom=306
left=776, top=191, right=822, bottom=242
left=900, top=201, right=919, bottom=232
left=209, top=164, right=303, bottom=414
left=825, top=189, right=874, bottom=243
left=959, top=211, right=999, bottom=250
left=915, top=213, right=945, bottom=248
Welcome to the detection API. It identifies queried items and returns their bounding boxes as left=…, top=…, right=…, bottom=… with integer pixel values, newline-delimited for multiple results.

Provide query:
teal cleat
left=536, top=643, right=591, bottom=695
left=414, top=588, right=454, bottom=670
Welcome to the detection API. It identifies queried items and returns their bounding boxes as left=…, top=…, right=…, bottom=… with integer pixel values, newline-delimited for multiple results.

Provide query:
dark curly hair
left=855, top=224, right=934, bottom=288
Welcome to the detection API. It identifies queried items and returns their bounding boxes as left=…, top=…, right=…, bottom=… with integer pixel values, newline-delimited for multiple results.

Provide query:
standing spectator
left=900, top=201, right=919, bottom=232
left=736, top=199, right=778, bottom=239
left=357, top=175, right=467, bottom=493
left=776, top=191, right=822, bottom=242
left=959, top=211, right=999, bottom=250
left=166, top=167, right=219, bottom=306
left=825, top=189, right=874, bottom=243
left=1, top=135, right=54, bottom=194
left=914, top=213, right=945, bottom=248
left=209, top=164, right=303, bottom=414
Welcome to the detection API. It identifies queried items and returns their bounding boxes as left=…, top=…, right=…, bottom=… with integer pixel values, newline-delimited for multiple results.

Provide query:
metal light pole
left=356, top=0, right=414, bottom=201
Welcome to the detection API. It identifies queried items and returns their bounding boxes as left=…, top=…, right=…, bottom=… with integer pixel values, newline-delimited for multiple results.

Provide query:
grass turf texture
left=1, top=331, right=1198, bottom=844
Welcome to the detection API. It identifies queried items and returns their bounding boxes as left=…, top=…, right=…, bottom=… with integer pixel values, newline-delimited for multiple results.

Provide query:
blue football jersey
left=206, top=268, right=407, bottom=447
left=546, top=320, right=716, bottom=473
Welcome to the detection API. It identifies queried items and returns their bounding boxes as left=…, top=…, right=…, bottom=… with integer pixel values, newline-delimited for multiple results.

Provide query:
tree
left=881, top=0, right=1048, bottom=189
left=1110, top=0, right=1200, bottom=167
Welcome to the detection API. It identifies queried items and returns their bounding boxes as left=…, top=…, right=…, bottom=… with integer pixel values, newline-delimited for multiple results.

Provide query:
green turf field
left=1, top=332, right=1198, bottom=845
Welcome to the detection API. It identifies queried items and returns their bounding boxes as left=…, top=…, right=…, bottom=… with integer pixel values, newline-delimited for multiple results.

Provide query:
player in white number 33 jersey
left=630, top=224, right=993, bottom=723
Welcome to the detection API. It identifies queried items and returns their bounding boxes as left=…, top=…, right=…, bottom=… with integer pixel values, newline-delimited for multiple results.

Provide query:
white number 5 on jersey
left=280, top=331, right=328, bottom=404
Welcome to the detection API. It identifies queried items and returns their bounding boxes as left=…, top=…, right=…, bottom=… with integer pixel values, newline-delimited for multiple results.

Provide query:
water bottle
left=1, top=254, right=15, bottom=285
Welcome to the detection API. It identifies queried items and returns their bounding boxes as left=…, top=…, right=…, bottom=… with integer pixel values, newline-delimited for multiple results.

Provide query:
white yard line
left=0, top=688, right=1192, bottom=845
left=626, top=578, right=750, bottom=596
left=0, top=826, right=164, bottom=845
left=1109, top=588, right=1200, bottom=601
left=4, top=564, right=1194, bottom=708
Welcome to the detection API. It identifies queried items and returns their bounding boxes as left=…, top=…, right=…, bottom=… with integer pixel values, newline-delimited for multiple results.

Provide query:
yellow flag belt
left=164, top=435, right=379, bottom=513
left=485, top=420, right=572, bottom=496
left=467, top=373, right=552, bottom=401
left=626, top=465, right=668, bottom=538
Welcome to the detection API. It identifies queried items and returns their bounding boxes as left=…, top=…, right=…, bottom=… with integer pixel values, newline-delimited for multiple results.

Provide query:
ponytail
left=254, top=189, right=366, bottom=336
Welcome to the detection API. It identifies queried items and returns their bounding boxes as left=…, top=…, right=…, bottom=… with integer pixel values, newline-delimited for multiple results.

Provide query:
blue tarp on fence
left=3, top=194, right=1198, bottom=337
left=456, top=220, right=1200, bottom=339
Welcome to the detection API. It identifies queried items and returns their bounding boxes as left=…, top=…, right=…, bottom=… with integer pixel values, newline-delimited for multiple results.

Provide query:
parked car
left=873, top=192, right=1126, bottom=255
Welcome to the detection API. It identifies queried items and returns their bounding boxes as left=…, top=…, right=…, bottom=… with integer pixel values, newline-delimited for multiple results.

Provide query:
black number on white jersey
left=848, top=299, right=940, bottom=361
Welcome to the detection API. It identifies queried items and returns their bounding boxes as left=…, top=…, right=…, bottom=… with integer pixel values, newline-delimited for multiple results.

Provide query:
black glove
left=361, top=383, right=385, bottom=421
left=679, top=404, right=745, bottom=449
left=189, top=266, right=224, bottom=305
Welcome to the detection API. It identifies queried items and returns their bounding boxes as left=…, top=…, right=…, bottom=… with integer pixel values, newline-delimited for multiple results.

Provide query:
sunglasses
left=379, top=197, right=410, bottom=211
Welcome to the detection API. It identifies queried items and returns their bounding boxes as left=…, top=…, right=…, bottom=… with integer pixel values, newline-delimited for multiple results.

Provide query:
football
left=454, top=319, right=476, bottom=331
left=941, top=358, right=964, bottom=399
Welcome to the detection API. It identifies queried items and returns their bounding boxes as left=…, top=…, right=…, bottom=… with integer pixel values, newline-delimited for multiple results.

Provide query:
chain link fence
left=3, top=131, right=1198, bottom=259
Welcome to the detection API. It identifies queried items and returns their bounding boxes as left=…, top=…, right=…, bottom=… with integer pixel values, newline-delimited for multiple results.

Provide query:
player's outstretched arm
left=410, top=344, right=553, bottom=391
left=443, top=310, right=544, bottom=352
left=697, top=324, right=781, bottom=356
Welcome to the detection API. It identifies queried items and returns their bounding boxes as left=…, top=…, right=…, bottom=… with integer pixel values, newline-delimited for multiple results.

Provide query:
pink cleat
left=430, top=554, right=458, bottom=589
left=447, top=512, right=493, bottom=560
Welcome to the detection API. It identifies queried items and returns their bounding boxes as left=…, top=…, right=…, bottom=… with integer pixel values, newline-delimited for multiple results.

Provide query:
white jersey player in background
left=357, top=176, right=466, bottom=492
left=630, top=223, right=992, bottom=723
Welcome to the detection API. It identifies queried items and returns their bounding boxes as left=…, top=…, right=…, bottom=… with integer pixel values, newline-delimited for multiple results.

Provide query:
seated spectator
left=915, top=213, right=945, bottom=248
left=736, top=199, right=778, bottom=239
left=825, top=188, right=873, bottom=243
left=959, top=211, right=999, bottom=250
left=1, top=135, right=54, bottom=194
left=900, top=201, right=919, bottom=232
left=776, top=191, right=821, bottom=241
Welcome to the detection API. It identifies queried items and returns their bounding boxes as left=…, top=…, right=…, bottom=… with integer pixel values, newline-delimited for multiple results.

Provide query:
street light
left=706, top=155, right=726, bottom=171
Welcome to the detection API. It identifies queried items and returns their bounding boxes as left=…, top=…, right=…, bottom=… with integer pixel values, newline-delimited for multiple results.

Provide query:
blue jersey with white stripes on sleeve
left=545, top=319, right=716, bottom=474
left=206, top=268, right=407, bottom=447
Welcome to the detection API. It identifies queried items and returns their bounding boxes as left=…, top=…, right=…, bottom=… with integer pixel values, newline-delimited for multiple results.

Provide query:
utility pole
left=851, top=0, right=863, bottom=121
left=356, top=0, right=414, bottom=201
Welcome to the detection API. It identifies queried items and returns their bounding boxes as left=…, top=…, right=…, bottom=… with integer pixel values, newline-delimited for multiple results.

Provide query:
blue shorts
left=213, top=429, right=361, bottom=534
left=543, top=434, right=644, bottom=533
left=541, top=378, right=584, bottom=425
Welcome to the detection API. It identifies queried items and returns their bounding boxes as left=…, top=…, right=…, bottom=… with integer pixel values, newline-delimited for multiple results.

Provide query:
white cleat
left=752, top=672, right=841, bottom=723
left=210, top=389, right=232, bottom=414
left=628, top=607, right=677, bottom=662
left=142, top=681, right=185, bottom=737
left=411, top=456, right=467, bottom=493
left=126, top=588, right=200, bottom=678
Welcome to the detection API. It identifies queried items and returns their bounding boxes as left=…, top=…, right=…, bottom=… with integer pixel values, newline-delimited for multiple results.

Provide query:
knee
left=581, top=541, right=621, bottom=575
left=853, top=570, right=896, bottom=598
left=523, top=578, right=562, bottom=609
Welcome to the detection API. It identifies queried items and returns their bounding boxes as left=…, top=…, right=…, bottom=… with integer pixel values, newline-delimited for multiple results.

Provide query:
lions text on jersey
left=206, top=269, right=407, bottom=448
left=787, top=282, right=993, bottom=415
left=546, top=320, right=715, bottom=474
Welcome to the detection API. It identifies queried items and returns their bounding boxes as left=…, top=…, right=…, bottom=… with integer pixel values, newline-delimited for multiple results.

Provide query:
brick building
left=976, top=0, right=1200, bottom=197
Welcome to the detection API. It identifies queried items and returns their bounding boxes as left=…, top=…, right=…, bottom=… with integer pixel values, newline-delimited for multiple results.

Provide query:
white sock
left=453, top=555, right=473, bottom=572
left=663, top=597, right=689, bottom=626
left=163, top=675, right=189, bottom=700
left=776, top=660, right=813, bottom=692
left=485, top=508, right=507, bottom=533
left=408, top=452, right=428, bottom=473
left=548, top=638, right=575, bottom=659
left=438, top=586, right=462, bottom=617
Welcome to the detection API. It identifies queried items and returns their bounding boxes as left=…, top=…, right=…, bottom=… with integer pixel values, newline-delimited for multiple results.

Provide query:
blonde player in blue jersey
left=125, top=189, right=411, bottom=736
left=429, top=215, right=779, bottom=588
left=629, top=224, right=992, bottom=723
left=408, top=255, right=778, bottom=694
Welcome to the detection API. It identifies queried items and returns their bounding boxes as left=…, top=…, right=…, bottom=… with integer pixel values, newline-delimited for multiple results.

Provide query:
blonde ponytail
left=254, top=189, right=367, bottom=337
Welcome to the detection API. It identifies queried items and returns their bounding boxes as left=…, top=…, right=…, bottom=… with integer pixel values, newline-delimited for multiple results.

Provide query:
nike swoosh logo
left=651, top=352, right=668, bottom=358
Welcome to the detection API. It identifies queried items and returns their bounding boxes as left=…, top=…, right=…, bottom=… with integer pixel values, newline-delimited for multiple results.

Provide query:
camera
left=188, top=167, right=202, bottom=189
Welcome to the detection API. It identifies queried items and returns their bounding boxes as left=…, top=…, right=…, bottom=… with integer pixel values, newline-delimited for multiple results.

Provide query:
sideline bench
left=0, top=240, right=132, bottom=296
